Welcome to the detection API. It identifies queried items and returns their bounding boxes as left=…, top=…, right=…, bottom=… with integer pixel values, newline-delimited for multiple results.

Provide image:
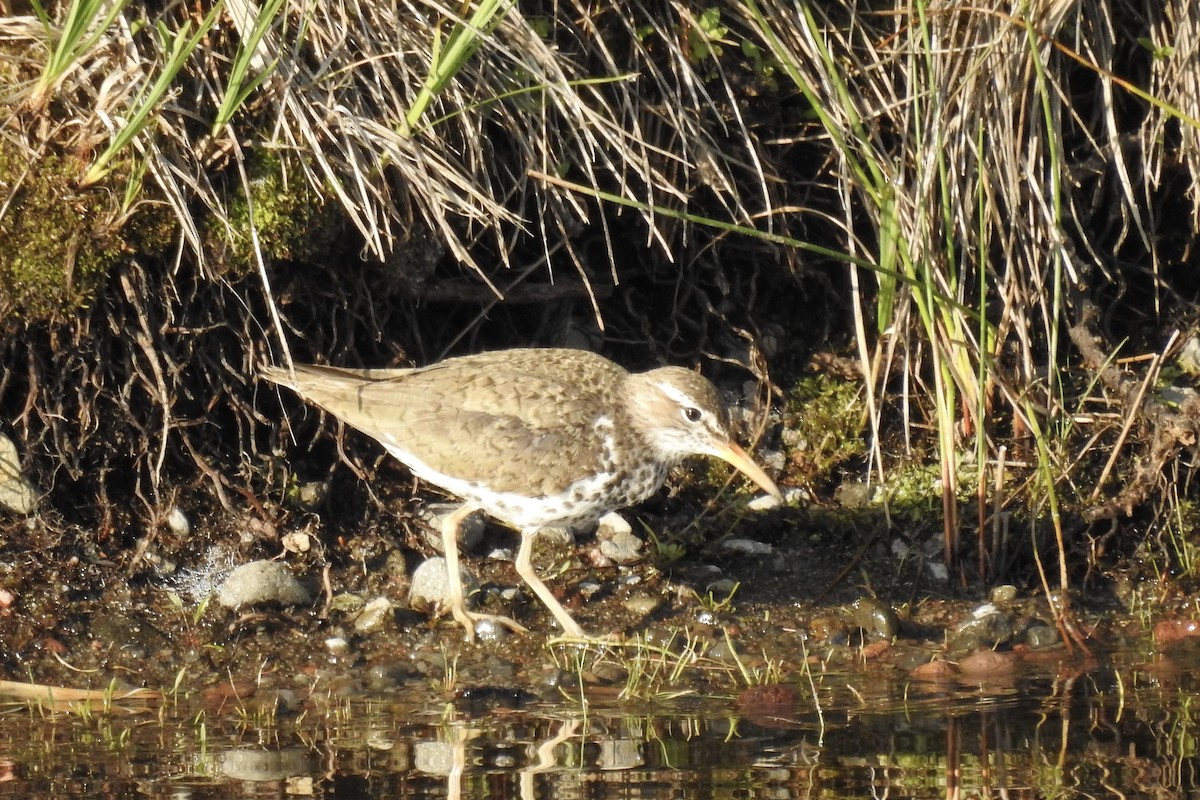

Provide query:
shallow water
left=2, top=642, right=1197, bottom=798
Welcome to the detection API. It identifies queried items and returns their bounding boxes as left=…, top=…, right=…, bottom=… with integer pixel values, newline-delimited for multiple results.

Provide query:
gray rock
left=596, top=511, right=632, bottom=538
left=417, top=504, right=486, bottom=553
left=408, top=556, right=477, bottom=612
left=215, top=560, right=313, bottom=609
left=0, top=433, right=37, bottom=514
left=597, top=513, right=643, bottom=564
left=784, top=486, right=811, bottom=505
left=1024, top=624, right=1061, bottom=649
left=324, top=636, right=351, bottom=657
left=719, top=538, right=775, bottom=555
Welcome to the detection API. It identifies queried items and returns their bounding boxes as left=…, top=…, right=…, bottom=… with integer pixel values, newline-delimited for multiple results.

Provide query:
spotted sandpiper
left=261, top=347, right=781, bottom=639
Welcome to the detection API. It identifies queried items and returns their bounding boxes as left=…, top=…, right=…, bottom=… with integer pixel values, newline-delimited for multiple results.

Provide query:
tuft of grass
left=26, top=0, right=132, bottom=111
left=405, top=0, right=515, bottom=133
left=80, top=3, right=223, bottom=188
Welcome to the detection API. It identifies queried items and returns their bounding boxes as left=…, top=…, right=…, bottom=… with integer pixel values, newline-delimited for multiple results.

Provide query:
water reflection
left=1, top=653, right=1198, bottom=798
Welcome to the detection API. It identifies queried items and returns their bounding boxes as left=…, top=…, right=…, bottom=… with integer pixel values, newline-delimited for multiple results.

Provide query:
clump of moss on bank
left=204, top=154, right=344, bottom=275
left=782, top=373, right=866, bottom=491
left=0, top=139, right=126, bottom=320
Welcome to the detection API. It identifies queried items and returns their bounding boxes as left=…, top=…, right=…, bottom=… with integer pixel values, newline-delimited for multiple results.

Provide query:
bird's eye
left=682, top=406, right=703, bottom=423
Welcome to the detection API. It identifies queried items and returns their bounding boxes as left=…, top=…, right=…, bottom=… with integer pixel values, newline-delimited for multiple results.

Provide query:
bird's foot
left=451, top=607, right=529, bottom=641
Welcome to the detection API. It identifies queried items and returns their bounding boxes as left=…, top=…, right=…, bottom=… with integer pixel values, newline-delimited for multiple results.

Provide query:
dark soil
left=0, top=475, right=1134, bottom=704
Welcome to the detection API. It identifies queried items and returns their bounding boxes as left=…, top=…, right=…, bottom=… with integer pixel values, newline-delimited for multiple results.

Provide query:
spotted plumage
left=261, top=347, right=780, bottom=639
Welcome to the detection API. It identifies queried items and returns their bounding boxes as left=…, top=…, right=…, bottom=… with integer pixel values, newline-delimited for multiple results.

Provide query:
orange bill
left=713, top=441, right=783, bottom=501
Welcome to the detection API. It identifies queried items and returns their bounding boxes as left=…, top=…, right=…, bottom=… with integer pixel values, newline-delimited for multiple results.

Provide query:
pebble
left=910, top=659, right=957, bottom=681
left=165, top=507, right=190, bottom=536
left=281, top=530, right=312, bottom=554
left=925, top=561, right=949, bottom=582
left=704, top=578, right=738, bottom=597
left=596, top=511, right=632, bottom=538
left=576, top=580, right=603, bottom=599
left=353, top=597, right=395, bottom=633
left=296, top=480, right=329, bottom=507
left=324, top=636, right=351, bottom=657
left=705, top=638, right=737, bottom=661
left=958, top=649, right=1018, bottom=680
left=1153, top=619, right=1200, bottom=646
left=747, top=493, right=781, bottom=512
left=597, top=521, right=643, bottom=565
left=622, top=594, right=661, bottom=617
left=990, top=584, right=1019, bottom=604
left=1177, top=335, right=1200, bottom=375
left=783, top=486, right=810, bottom=505
left=719, top=538, right=775, bottom=555
left=215, top=560, right=313, bottom=609
left=473, top=617, right=510, bottom=643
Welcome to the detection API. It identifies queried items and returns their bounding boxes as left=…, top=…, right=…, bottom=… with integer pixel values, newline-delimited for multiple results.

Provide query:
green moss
left=0, top=139, right=126, bottom=320
left=205, top=154, right=342, bottom=275
left=782, top=373, right=867, bottom=488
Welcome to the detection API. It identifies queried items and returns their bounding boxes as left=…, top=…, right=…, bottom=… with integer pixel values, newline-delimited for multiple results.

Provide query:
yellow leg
left=439, top=505, right=528, bottom=640
left=514, top=530, right=586, bottom=638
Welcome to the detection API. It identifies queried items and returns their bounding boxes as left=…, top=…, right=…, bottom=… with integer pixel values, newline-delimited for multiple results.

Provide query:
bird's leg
left=439, top=504, right=528, bottom=640
left=514, top=529, right=586, bottom=639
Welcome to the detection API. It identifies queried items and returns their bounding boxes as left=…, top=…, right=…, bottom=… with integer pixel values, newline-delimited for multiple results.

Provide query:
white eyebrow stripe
left=654, top=381, right=696, bottom=408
